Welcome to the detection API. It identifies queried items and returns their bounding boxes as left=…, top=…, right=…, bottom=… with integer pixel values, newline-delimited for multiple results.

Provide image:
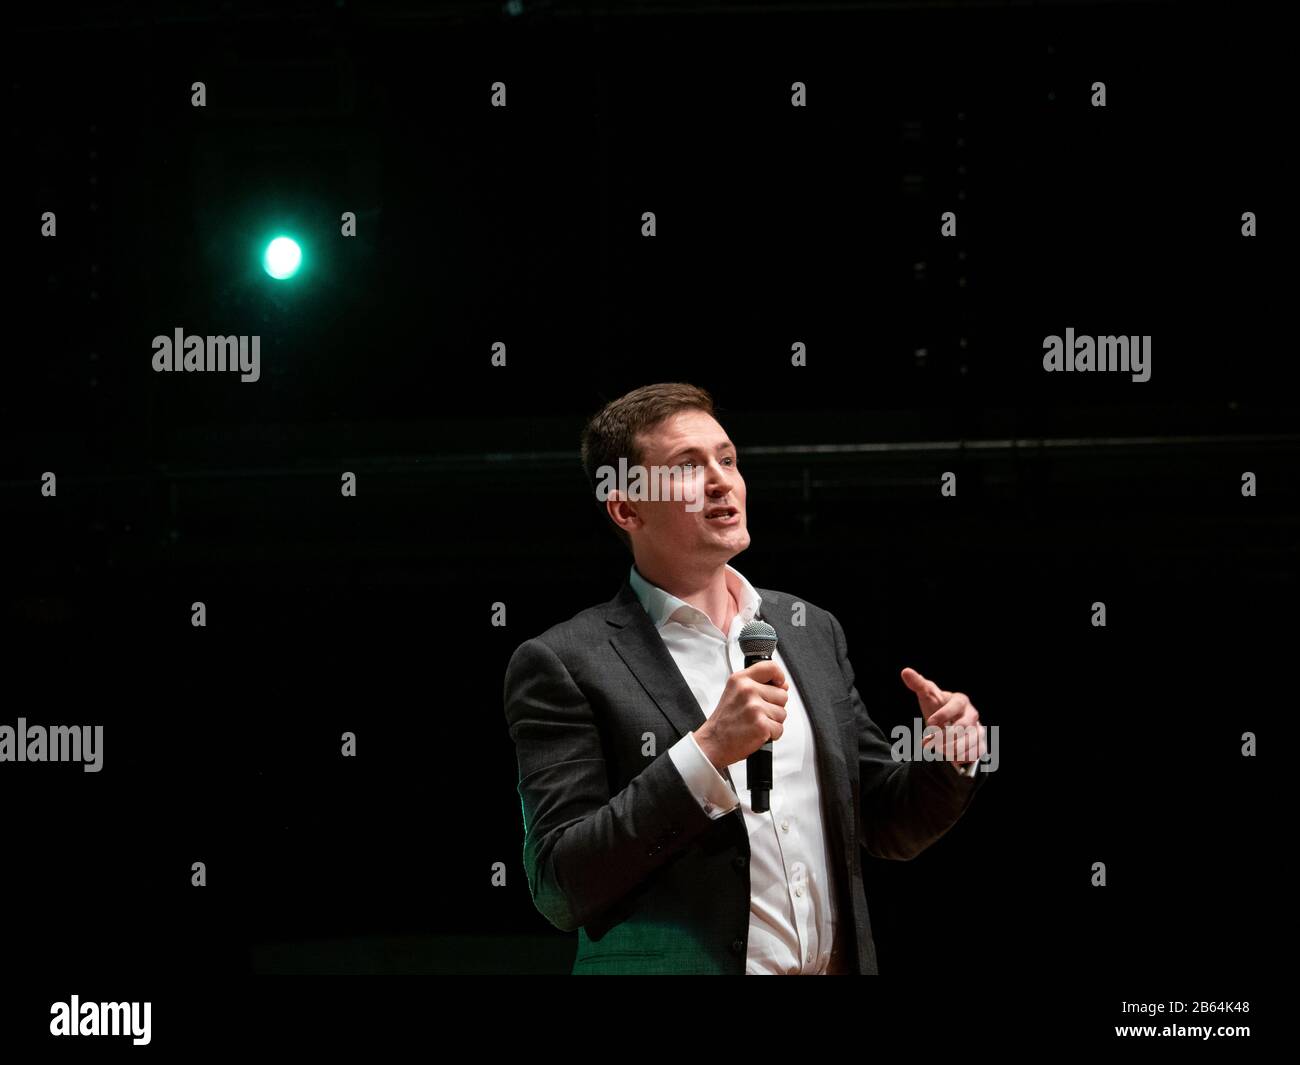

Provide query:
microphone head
left=738, top=619, right=778, bottom=657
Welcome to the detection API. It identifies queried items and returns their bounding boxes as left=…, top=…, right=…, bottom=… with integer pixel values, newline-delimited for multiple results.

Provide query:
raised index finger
left=900, top=667, right=944, bottom=705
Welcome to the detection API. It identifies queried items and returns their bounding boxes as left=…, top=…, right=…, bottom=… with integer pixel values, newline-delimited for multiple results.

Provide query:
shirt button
left=731, top=939, right=745, bottom=955
left=795, top=886, right=804, bottom=897
left=807, top=951, right=814, bottom=963
left=781, top=820, right=789, bottom=832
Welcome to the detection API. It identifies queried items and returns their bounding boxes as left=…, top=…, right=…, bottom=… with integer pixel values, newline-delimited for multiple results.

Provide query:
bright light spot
left=263, top=236, right=302, bottom=280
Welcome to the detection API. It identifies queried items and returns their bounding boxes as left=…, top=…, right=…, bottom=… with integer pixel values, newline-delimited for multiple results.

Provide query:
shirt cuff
left=668, top=733, right=740, bottom=819
left=948, top=757, right=979, bottom=778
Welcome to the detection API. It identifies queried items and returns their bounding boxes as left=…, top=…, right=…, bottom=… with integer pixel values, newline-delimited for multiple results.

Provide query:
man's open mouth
left=704, top=506, right=738, bottom=521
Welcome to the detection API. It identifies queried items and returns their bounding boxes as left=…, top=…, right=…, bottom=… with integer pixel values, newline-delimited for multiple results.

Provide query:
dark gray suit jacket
left=502, top=575, right=986, bottom=974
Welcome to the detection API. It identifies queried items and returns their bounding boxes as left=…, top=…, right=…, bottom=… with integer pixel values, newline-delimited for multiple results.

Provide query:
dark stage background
left=2, top=0, right=1290, bottom=1012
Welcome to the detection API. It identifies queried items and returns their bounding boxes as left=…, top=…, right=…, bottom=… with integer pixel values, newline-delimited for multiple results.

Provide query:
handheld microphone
left=738, top=618, right=779, bottom=814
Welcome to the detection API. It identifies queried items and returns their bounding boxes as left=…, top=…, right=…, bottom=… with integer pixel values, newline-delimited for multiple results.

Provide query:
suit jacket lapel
left=761, top=590, right=848, bottom=772
left=760, top=589, right=857, bottom=863
left=606, top=578, right=710, bottom=742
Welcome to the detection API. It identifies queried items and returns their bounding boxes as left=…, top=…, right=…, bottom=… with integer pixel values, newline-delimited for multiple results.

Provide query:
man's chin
left=714, top=529, right=750, bottom=556
left=694, top=518, right=749, bottom=551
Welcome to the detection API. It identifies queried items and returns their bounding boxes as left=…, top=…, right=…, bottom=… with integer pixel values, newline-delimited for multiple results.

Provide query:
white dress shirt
left=630, top=563, right=847, bottom=974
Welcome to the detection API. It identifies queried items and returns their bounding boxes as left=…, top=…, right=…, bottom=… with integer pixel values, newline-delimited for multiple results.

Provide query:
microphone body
left=739, top=619, right=779, bottom=814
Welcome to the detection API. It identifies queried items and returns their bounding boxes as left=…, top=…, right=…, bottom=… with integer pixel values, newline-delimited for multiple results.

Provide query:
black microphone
left=739, top=619, right=779, bottom=814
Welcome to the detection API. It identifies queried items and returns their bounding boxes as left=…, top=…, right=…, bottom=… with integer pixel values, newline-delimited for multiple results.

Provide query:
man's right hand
left=693, top=660, right=789, bottom=772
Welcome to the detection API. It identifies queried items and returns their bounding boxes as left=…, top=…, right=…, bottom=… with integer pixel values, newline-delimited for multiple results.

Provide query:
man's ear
left=607, top=489, right=641, bottom=537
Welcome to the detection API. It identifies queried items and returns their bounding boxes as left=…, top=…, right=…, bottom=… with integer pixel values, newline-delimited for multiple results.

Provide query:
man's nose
left=705, top=460, right=734, bottom=492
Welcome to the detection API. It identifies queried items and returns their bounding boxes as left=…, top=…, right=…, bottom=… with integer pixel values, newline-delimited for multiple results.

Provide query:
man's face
left=618, top=409, right=750, bottom=564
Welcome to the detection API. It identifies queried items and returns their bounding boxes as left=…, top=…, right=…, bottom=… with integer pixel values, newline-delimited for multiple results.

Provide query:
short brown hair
left=580, top=382, right=716, bottom=554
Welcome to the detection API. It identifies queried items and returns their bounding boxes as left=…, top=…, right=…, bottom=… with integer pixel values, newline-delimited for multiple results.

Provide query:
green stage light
left=263, top=236, right=302, bottom=280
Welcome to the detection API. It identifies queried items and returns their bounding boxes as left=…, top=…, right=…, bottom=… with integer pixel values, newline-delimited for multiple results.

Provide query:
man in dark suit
left=503, top=383, right=987, bottom=974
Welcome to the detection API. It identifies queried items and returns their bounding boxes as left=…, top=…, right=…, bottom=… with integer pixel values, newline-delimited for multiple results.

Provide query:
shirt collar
left=628, top=562, right=762, bottom=634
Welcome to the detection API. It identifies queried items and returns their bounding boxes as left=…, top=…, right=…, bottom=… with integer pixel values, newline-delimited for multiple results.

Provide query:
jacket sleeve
left=828, top=611, right=985, bottom=861
left=503, top=635, right=719, bottom=932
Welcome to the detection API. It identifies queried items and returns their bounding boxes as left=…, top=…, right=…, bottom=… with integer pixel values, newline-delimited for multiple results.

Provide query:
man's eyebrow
left=669, top=442, right=736, bottom=461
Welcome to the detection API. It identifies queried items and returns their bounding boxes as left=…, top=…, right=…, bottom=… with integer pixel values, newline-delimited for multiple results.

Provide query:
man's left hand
left=901, top=666, right=985, bottom=768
